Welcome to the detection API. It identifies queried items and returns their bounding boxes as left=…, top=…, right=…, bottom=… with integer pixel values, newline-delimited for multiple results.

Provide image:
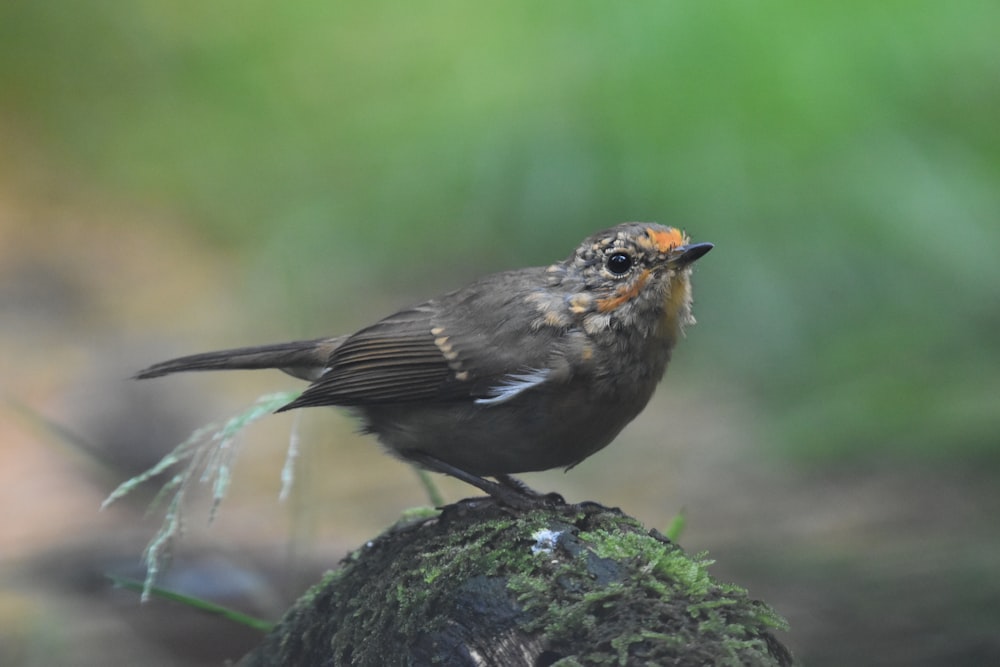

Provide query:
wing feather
left=279, top=269, right=568, bottom=411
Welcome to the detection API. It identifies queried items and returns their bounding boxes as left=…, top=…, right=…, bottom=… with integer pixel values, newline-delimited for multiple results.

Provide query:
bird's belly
left=359, top=382, right=656, bottom=476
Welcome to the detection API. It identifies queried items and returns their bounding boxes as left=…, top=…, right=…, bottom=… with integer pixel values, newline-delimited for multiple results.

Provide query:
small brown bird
left=137, top=223, right=712, bottom=507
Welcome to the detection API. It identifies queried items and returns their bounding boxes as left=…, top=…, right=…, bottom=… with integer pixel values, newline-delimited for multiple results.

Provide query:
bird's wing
left=280, top=270, right=568, bottom=410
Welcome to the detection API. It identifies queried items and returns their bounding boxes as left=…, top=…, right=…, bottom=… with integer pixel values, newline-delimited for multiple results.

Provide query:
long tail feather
left=135, top=337, right=346, bottom=381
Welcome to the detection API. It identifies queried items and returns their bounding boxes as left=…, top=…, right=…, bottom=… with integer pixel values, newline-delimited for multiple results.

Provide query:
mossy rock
left=241, top=499, right=792, bottom=666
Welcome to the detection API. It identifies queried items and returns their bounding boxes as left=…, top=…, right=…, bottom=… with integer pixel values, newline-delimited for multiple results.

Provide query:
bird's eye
left=606, top=252, right=633, bottom=275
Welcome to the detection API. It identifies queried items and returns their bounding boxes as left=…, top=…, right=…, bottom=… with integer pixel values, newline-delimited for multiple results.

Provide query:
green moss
left=244, top=502, right=791, bottom=666
left=507, top=512, right=790, bottom=665
left=394, top=505, right=441, bottom=525
left=310, top=507, right=561, bottom=662
left=549, top=658, right=586, bottom=667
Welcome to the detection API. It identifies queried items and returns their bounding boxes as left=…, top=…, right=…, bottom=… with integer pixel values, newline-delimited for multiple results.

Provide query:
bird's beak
left=669, top=242, right=714, bottom=267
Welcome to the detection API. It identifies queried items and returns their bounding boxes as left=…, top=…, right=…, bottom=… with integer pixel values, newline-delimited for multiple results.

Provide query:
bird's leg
left=495, top=474, right=565, bottom=505
left=408, top=453, right=549, bottom=510
left=494, top=474, right=540, bottom=495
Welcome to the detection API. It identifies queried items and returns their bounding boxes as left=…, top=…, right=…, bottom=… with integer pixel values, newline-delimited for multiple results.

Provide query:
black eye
left=606, top=252, right=632, bottom=275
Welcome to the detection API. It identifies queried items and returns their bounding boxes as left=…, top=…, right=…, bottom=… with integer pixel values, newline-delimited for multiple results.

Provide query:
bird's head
left=546, top=222, right=713, bottom=339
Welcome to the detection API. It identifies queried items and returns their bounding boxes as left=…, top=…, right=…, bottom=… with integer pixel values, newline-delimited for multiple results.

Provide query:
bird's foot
left=408, top=453, right=565, bottom=511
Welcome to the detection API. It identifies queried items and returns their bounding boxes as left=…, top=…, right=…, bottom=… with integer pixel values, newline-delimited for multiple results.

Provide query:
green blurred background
left=1, top=2, right=998, bottom=665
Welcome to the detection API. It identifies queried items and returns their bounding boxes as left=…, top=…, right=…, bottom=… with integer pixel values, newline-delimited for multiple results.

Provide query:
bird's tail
left=134, top=337, right=346, bottom=382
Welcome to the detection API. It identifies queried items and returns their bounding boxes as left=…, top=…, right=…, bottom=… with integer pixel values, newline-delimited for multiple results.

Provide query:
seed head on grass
left=102, top=391, right=301, bottom=600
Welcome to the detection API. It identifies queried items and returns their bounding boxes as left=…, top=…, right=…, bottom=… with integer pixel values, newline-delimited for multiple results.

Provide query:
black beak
left=670, top=242, right=713, bottom=266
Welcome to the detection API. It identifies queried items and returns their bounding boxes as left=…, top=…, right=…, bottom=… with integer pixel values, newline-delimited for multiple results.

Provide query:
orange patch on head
left=596, top=268, right=651, bottom=313
left=645, top=227, right=687, bottom=253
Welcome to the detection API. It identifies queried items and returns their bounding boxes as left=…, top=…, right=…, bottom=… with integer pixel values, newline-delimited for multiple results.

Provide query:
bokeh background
left=2, top=2, right=998, bottom=665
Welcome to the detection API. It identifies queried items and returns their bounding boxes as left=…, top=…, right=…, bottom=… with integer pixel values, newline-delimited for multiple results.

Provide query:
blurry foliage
left=1, top=1, right=997, bottom=463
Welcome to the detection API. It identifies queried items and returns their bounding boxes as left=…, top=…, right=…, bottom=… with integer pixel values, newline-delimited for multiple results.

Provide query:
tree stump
left=240, top=498, right=793, bottom=666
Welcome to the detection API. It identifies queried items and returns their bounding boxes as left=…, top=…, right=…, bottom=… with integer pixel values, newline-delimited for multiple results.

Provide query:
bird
left=136, top=222, right=713, bottom=507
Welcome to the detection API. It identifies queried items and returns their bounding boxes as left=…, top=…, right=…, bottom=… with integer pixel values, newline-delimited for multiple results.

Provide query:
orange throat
left=659, top=272, right=693, bottom=337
